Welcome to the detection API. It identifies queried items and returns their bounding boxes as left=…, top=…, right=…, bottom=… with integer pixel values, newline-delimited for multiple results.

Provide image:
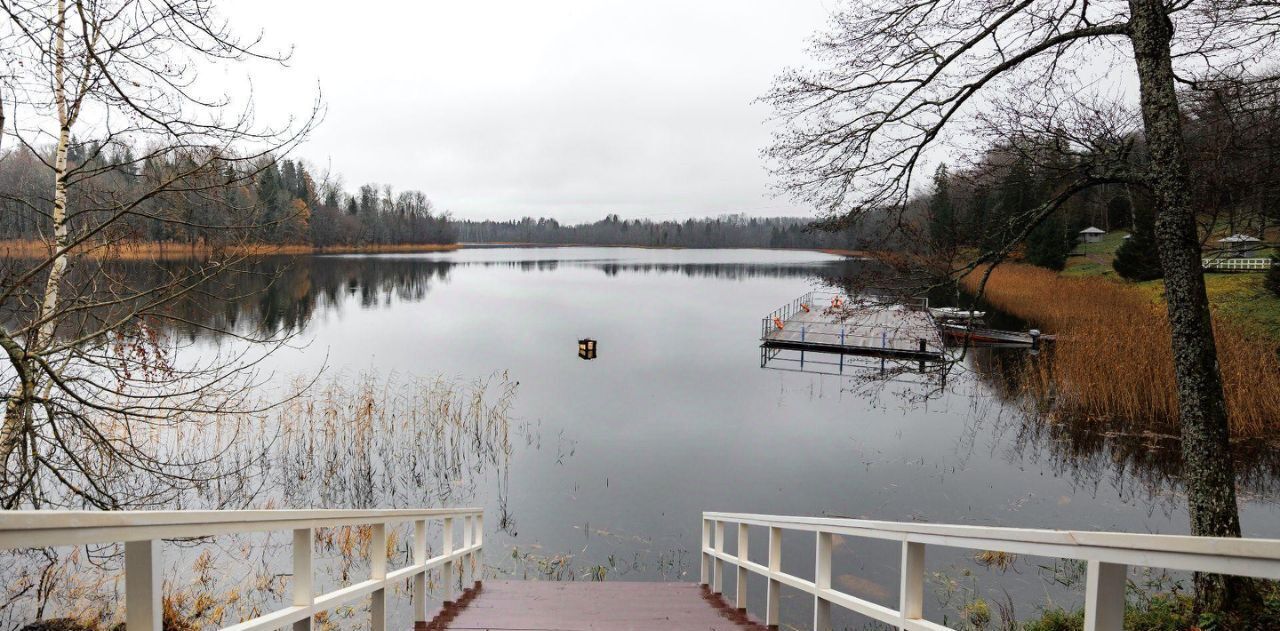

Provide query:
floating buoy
left=773, top=316, right=784, bottom=330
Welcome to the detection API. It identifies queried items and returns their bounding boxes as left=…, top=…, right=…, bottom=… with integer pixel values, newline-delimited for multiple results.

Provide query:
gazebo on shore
left=1078, top=226, right=1105, bottom=244
left=1217, top=234, right=1262, bottom=257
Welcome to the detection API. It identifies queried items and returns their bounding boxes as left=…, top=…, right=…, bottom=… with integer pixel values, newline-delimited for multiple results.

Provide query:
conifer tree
left=1025, top=212, right=1070, bottom=270
left=1113, top=204, right=1163, bottom=281
left=928, top=164, right=956, bottom=252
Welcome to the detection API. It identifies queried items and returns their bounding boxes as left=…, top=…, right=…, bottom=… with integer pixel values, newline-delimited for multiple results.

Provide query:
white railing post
left=736, top=523, right=749, bottom=610
left=474, top=513, right=484, bottom=587
left=370, top=523, right=387, bottom=631
left=0, top=508, right=491, bottom=631
left=413, top=520, right=427, bottom=627
left=124, top=539, right=161, bottom=631
left=767, top=526, right=781, bottom=628
left=814, top=532, right=832, bottom=631
left=293, top=528, right=314, bottom=631
left=463, top=515, right=474, bottom=587
left=713, top=520, right=725, bottom=594
left=899, top=541, right=924, bottom=630
left=700, top=518, right=712, bottom=586
left=442, top=516, right=455, bottom=603
left=1084, top=560, right=1126, bottom=631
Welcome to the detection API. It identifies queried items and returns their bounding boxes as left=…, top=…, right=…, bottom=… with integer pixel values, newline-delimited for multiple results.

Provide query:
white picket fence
left=0, top=508, right=483, bottom=631
left=701, top=512, right=1280, bottom=631
left=1202, top=257, right=1273, bottom=271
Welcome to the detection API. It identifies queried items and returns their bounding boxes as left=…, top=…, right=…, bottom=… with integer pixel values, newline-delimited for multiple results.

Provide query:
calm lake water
left=34, top=246, right=1280, bottom=627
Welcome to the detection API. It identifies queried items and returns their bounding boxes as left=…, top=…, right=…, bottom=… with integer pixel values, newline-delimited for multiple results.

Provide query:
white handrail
left=701, top=511, right=1280, bottom=631
left=1202, top=257, right=1272, bottom=270
left=0, top=508, right=483, bottom=631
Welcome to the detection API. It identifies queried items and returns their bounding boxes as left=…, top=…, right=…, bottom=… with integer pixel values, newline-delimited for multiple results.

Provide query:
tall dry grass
left=0, top=371, right=518, bottom=629
left=963, top=264, right=1280, bottom=439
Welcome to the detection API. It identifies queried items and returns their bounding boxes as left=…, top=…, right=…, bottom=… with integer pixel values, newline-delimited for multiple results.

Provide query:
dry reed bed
left=0, top=372, right=518, bottom=630
left=963, top=264, right=1280, bottom=439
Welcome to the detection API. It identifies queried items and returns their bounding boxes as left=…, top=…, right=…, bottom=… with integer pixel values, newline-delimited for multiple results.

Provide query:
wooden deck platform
left=761, top=293, right=944, bottom=360
left=421, top=581, right=767, bottom=630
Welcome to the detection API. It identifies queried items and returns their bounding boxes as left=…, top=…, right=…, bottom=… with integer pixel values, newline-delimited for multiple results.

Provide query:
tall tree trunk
left=0, top=0, right=72, bottom=477
left=1127, top=0, right=1256, bottom=614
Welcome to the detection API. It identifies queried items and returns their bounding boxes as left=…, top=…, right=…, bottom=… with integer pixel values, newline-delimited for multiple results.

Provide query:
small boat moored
left=929, top=307, right=987, bottom=321
left=940, top=323, right=1054, bottom=346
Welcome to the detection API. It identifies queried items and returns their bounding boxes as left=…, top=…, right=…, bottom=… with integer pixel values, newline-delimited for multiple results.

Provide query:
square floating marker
left=578, top=338, right=597, bottom=360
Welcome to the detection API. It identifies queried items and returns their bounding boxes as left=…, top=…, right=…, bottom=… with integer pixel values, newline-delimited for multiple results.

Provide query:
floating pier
left=760, top=291, right=945, bottom=361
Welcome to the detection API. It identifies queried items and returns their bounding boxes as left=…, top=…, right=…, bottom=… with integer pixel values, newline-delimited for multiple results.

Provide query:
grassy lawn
left=1063, top=230, right=1280, bottom=341
left=1203, top=273, right=1280, bottom=340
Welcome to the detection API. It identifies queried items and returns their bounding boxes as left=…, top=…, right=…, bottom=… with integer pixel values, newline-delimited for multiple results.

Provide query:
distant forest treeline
left=0, top=145, right=457, bottom=248
left=453, top=214, right=873, bottom=249
left=0, top=141, right=884, bottom=252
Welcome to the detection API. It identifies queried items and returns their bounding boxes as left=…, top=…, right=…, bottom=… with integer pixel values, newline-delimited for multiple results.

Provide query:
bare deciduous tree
left=0, top=0, right=319, bottom=509
left=766, top=0, right=1280, bottom=612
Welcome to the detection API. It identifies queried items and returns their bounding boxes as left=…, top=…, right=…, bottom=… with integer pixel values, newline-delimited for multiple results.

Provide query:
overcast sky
left=220, top=0, right=834, bottom=223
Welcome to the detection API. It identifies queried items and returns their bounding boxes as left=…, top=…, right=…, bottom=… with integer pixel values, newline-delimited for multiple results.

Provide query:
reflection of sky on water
left=164, top=247, right=1280, bottom=625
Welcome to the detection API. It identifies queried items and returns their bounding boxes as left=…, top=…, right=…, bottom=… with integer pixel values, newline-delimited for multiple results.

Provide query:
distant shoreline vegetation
left=0, top=238, right=872, bottom=261
left=452, top=214, right=878, bottom=250
left=0, top=239, right=461, bottom=260
left=0, top=150, right=458, bottom=249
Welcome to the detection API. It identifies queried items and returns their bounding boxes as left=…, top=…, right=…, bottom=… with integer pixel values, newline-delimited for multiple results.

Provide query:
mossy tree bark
left=1126, top=0, right=1256, bottom=613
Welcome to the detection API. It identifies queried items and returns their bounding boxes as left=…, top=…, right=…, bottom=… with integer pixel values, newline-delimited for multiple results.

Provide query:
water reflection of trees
left=969, top=347, right=1280, bottom=504
left=70, top=256, right=863, bottom=340
left=153, top=257, right=458, bottom=338
left=458, top=257, right=862, bottom=279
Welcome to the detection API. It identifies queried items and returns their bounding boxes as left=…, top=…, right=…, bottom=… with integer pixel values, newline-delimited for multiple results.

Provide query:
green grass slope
left=1063, top=230, right=1280, bottom=341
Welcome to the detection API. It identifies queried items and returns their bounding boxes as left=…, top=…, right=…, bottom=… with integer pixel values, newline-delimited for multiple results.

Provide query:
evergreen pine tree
left=968, top=185, right=989, bottom=249
left=928, top=164, right=956, bottom=252
left=1025, top=212, right=1070, bottom=270
left=1113, top=203, right=1163, bottom=280
left=993, top=157, right=1034, bottom=249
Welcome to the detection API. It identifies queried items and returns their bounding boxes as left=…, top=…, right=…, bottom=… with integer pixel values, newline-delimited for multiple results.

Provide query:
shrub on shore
left=1111, top=231, right=1163, bottom=281
left=1023, top=579, right=1280, bottom=631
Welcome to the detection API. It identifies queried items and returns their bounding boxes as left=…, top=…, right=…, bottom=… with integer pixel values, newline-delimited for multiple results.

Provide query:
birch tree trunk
left=0, top=0, right=72, bottom=470
left=1127, top=0, right=1256, bottom=612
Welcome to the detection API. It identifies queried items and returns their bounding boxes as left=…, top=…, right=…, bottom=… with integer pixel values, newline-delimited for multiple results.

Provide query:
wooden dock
left=761, top=292, right=944, bottom=360
left=421, top=581, right=767, bottom=630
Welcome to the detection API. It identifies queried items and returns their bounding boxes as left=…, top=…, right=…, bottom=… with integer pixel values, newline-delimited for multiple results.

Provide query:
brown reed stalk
left=963, top=264, right=1280, bottom=439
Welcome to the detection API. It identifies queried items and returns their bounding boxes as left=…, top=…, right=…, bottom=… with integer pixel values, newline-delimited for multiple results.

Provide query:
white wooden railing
left=1202, top=257, right=1273, bottom=271
left=0, top=508, right=483, bottom=631
left=700, top=512, right=1280, bottom=631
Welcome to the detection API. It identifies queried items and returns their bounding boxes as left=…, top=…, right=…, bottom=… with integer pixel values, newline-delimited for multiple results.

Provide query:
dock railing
left=761, top=291, right=928, bottom=338
left=0, top=508, right=483, bottom=631
left=761, top=292, right=940, bottom=358
left=763, top=292, right=929, bottom=332
left=701, top=511, right=1280, bottom=631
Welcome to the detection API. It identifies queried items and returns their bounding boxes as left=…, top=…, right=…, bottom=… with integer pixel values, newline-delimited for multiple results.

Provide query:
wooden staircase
left=420, top=581, right=768, bottom=630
